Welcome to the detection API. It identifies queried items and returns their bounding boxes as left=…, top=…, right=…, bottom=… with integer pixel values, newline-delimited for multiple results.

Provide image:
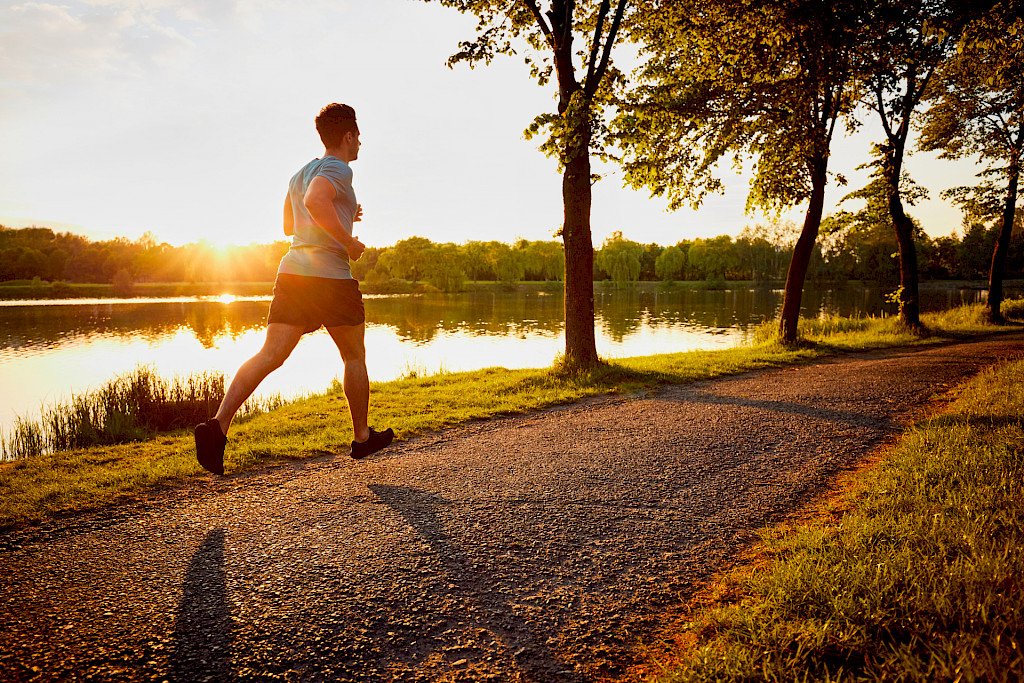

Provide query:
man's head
left=316, top=103, right=360, bottom=159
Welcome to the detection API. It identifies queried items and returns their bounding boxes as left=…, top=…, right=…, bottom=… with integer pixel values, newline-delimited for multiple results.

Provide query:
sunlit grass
left=746, top=301, right=1013, bottom=351
left=636, top=358, right=1024, bottom=683
left=0, top=300, right=1021, bottom=527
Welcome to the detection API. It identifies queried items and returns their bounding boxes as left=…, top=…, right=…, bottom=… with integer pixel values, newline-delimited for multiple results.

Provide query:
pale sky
left=0, top=0, right=984, bottom=249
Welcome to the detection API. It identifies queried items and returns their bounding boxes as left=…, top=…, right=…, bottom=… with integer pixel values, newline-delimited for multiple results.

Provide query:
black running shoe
left=194, top=418, right=227, bottom=475
left=351, top=427, right=394, bottom=459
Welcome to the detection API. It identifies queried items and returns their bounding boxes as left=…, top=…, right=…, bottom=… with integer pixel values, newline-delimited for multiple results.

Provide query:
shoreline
left=1, top=278, right=1020, bottom=302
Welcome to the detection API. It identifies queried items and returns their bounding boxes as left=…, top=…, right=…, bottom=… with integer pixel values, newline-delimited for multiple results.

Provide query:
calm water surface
left=0, top=284, right=1008, bottom=433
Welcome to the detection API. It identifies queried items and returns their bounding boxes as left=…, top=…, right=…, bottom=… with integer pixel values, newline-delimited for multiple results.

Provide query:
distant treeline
left=0, top=227, right=288, bottom=294
left=2, top=212, right=1021, bottom=294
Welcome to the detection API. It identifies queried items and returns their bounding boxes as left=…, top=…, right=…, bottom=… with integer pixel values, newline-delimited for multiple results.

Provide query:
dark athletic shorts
left=267, top=273, right=365, bottom=334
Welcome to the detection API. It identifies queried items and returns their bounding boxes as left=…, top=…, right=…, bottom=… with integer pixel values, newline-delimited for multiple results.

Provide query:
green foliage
left=688, top=235, right=740, bottom=281
left=425, top=0, right=629, bottom=169
left=3, top=224, right=1021, bottom=297
left=461, top=240, right=493, bottom=283
left=375, top=235, right=435, bottom=283
left=111, top=267, right=134, bottom=297
left=596, top=231, right=644, bottom=284
left=516, top=239, right=564, bottom=281
left=425, top=242, right=467, bottom=292
left=919, top=10, right=1024, bottom=174
left=617, top=0, right=864, bottom=213
left=942, top=181, right=1006, bottom=225
left=655, top=245, right=686, bottom=281
left=735, top=222, right=797, bottom=283
left=492, top=241, right=525, bottom=285
left=349, top=246, right=383, bottom=280
left=919, top=8, right=1024, bottom=310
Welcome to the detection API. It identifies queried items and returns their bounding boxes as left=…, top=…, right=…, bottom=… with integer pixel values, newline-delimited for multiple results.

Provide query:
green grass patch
left=1, top=301, right=1021, bottom=529
left=635, top=357, right=1024, bottom=682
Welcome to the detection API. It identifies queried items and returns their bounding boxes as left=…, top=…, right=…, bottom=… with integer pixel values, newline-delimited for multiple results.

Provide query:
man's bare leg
left=215, top=322, right=304, bottom=434
left=326, top=322, right=370, bottom=442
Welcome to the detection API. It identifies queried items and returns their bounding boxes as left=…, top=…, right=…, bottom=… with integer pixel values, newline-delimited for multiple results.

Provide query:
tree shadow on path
left=369, top=483, right=577, bottom=681
left=677, top=387, right=900, bottom=430
left=170, top=528, right=234, bottom=682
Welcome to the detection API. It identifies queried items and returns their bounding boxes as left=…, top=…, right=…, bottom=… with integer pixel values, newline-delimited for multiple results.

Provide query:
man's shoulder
left=315, top=157, right=353, bottom=185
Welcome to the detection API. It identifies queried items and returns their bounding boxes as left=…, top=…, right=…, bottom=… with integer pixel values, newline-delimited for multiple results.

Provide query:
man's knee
left=327, top=324, right=365, bottom=363
left=257, top=342, right=294, bottom=370
left=339, top=343, right=366, bottom=365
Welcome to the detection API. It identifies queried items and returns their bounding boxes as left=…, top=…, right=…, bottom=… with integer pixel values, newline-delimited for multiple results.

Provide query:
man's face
left=347, top=131, right=361, bottom=161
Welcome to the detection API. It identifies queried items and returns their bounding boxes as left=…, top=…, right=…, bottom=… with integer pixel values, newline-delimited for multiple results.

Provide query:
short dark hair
left=315, top=103, right=358, bottom=147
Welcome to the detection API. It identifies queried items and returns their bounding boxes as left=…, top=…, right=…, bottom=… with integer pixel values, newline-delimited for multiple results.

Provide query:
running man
left=194, top=103, right=394, bottom=475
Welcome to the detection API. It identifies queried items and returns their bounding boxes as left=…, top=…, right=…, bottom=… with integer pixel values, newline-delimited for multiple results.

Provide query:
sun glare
left=217, top=294, right=237, bottom=304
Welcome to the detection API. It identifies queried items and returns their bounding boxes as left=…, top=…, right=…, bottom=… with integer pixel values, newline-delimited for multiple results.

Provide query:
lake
left=0, top=282, right=1010, bottom=435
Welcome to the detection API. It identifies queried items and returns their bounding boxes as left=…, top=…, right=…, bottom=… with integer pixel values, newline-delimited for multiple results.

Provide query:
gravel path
left=2, top=333, right=1023, bottom=683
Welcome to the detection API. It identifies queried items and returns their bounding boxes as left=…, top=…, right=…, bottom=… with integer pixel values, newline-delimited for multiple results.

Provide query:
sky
left=0, top=0, right=986, bottom=250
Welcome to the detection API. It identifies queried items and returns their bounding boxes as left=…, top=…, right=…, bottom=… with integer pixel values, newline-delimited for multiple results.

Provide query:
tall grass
left=750, top=300, right=1021, bottom=349
left=0, top=366, right=284, bottom=460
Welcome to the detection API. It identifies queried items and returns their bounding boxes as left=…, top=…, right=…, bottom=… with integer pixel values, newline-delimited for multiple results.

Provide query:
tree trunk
left=779, top=155, right=828, bottom=343
left=890, top=206, right=920, bottom=328
left=562, top=127, right=599, bottom=367
left=988, top=159, right=1020, bottom=323
left=885, top=145, right=921, bottom=329
left=548, top=1, right=598, bottom=369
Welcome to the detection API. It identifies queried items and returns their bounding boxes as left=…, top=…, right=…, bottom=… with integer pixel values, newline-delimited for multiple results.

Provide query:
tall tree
left=919, top=8, right=1024, bottom=321
left=617, top=0, right=865, bottom=342
left=857, top=0, right=985, bottom=328
left=424, top=0, right=629, bottom=367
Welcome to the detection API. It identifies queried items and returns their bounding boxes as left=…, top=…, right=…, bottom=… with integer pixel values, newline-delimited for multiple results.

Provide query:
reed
left=1, top=366, right=235, bottom=460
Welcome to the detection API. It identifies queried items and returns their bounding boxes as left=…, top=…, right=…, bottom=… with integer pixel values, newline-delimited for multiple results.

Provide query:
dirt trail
left=2, top=333, right=1022, bottom=682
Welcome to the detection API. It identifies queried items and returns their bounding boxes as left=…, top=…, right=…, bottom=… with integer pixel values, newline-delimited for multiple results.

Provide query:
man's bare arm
left=283, top=194, right=294, bottom=236
left=303, top=176, right=365, bottom=261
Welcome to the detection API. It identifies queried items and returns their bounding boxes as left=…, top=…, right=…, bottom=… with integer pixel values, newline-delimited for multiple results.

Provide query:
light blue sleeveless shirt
left=277, top=156, right=356, bottom=279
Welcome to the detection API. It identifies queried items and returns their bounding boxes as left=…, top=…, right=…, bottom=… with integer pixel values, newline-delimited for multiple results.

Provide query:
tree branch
left=586, top=0, right=627, bottom=98
left=875, top=82, right=895, bottom=143
left=584, top=0, right=611, bottom=92
left=563, top=0, right=575, bottom=49
left=524, top=0, right=554, bottom=48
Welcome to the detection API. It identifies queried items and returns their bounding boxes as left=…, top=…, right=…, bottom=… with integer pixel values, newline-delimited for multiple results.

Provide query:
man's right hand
left=304, top=177, right=365, bottom=261
left=348, top=236, right=366, bottom=261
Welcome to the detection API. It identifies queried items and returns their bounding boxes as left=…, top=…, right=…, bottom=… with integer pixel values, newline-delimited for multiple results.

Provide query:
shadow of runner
left=170, top=528, right=233, bottom=681
left=369, top=483, right=576, bottom=681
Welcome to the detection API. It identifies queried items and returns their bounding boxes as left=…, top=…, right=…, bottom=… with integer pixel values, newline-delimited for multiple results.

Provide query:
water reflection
left=0, top=283, right=1016, bottom=435
left=0, top=300, right=270, bottom=352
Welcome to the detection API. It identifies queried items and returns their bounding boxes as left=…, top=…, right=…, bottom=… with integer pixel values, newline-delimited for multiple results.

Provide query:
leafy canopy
left=616, top=0, right=867, bottom=213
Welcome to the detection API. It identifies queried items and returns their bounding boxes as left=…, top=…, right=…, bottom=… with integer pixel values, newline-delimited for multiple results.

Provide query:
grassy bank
left=0, top=302, right=1021, bottom=529
left=632, top=353, right=1024, bottom=682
